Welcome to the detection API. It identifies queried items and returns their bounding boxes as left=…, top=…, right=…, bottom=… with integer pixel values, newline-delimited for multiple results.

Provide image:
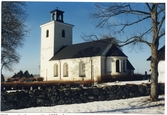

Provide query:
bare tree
left=91, top=3, right=165, bottom=101
left=1, top=2, right=28, bottom=73
left=81, top=33, right=119, bottom=45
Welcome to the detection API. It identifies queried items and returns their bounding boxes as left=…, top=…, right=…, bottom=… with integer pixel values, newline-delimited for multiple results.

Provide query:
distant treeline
left=1, top=70, right=43, bottom=82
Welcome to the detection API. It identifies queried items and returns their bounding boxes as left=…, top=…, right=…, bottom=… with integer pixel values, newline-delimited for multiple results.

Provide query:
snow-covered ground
left=96, top=80, right=150, bottom=87
left=2, top=80, right=165, bottom=114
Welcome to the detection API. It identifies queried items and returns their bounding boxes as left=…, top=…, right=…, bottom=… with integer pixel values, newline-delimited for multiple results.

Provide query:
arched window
left=58, top=15, right=62, bottom=20
left=106, top=58, right=112, bottom=74
left=79, top=61, right=85, bottom=77
left=46, top=30, right=49, bottom=38
left=116, top=60, right=120, bottom=72
left=54, top=64, right=58, bottom=77
left=62, top=30, right=65, bottom=38
left=51, top=13, right=55, bottom=20
left=63, top=63, right=68, bottom=77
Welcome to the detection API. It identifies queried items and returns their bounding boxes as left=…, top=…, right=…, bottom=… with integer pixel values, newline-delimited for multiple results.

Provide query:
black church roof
left=106, top=45, right=127, bottom=57
left=147, top=45, right=165, bottom=61
left=50, top=38, right=127, bottom=60
left=127, top=59, right=135, bottom=70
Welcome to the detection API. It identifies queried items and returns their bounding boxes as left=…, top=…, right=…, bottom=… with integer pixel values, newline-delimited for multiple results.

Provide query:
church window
left=79, top=61, right=85, bottom=77
left=46, top=30, right=49, bottom=38
left=58, top=15, right=62, bottom=20
left=54, top=64, right=58, bottom=77
left=51, top=13, right=55, bottom=20
left=106, top=58, right=112, bottom=74
left=62, top=30, right=65, bottom=38
left=63, top=63, right=68, bottom=77
left=116, top=60, right=120, bottom=72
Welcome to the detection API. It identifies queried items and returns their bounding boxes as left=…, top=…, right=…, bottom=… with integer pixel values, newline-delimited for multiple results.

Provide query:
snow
left=96, top=80, right=150, bottom=87
left=158, top=61, right=165, bottom=83
left=1, top=80, right=165, bottom=114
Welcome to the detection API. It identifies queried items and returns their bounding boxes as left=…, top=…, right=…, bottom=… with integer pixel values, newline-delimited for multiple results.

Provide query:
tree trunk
left=150, top=4, right=159, bottom=101
left=150, top=45, right=159, bottom=101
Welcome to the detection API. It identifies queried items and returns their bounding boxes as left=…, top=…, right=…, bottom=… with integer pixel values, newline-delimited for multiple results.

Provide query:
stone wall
left=1, top=83, right=164, bottom=111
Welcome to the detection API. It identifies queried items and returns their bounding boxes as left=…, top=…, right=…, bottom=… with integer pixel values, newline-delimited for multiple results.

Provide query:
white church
left=40, top=8, right=135, bottom=81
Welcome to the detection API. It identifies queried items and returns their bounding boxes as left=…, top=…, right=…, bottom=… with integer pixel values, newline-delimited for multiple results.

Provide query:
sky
left=2, top=1, right=165, bottom=76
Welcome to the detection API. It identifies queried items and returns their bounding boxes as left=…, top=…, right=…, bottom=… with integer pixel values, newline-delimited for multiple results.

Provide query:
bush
left=97, top=74, right=145, bottom=83
left=13, top=77, right=19, bottom=82
left=19, top=77, right=26, bottom=82
left=29, top=77, right=36, bottom=82
left=7, top=78, right=15, bottom=82
left=36, top=77, right=44, bottom=82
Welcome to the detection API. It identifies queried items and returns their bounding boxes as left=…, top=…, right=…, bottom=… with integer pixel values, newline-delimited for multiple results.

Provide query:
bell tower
left=50, top=7, right=64, bottom=23
left=40, top=8, right=74, bottom=80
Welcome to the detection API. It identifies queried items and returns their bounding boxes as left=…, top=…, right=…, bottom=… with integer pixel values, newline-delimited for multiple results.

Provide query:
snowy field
left=3, top=95, right=165, bottom=114
left=96, top=80, right=150, bottom=87
left=2, top=80, right=165, bottom=114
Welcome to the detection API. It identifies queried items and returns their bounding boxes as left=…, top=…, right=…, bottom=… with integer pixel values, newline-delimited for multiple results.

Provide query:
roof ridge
left=70, top=38, right=115, bottom=46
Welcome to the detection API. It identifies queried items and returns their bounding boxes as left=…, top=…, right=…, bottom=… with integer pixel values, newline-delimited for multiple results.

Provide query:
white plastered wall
left=40, top=21, right=55, bottom=79
left=54, top=21, right=73, bottom=52
left=45, top=56, right=102, bottom=81
left=158, top=60, right=165, bottom=83
left=40, top=21, right=73, bottom=79
left=105, top=56, right=128, bottom=75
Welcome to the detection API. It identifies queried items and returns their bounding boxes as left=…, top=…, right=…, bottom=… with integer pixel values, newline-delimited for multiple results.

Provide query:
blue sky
left=2, top=2, right=165, bottom=76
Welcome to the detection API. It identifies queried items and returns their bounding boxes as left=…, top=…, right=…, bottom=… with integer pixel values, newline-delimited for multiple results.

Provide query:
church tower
left=40, top=8, right=74, bottom=79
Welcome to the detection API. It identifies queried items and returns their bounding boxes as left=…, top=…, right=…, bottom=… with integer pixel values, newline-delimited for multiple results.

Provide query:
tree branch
left=146, top=3, right=152, bottom=12
left=93, top=3, right=151, bottom=31
left=118, top=27, right=152, bottom=47
left=117, top=15, right=151, bottom=32
left=81, top=33, right=99, bottom=42
left=157, top=15, right=165, bottom=39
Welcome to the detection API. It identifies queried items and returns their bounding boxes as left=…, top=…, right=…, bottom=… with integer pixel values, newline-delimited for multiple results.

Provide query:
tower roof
left=50, top=8, right=64, bottom=14
left=50, top=8, right=64, bottom=22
